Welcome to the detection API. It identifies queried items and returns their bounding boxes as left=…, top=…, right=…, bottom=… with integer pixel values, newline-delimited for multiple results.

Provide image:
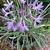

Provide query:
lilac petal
left=7, top=0, right=9, bottom=4
left=19, top=25, right=25, bottom=32
left=17, top=20, right=24, bottom=32
left=4, top=0, right=13, bottom=10
left=7, top=21, right=13, bottom=30
left=9, top=1, right=13, bottom=6
left=7, top=21, right=17, bottom=31
left=33, top=0, right=38, bottom=6
left=2, top=8, right=6, bottom=13
left=34, top=16, right=43, bottom=26
left=36, top=2, right=44, bottom=10
left=2, top=8, right=9, bottom=17
left=4, top=4, right=8, bottom=6
left=5, top=13, right=9, bottom=17
left=5, top=7, right=10, bottom=10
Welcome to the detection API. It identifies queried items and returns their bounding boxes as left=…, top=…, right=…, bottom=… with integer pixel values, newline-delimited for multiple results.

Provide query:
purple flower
left=4, top=0, right=14, bottom=10
left=28, top=0, right=44, bottom=11
left=7, top=21, right=17, bottom=31
left=2, top=8, right=10, bottom=17
left=33, top=16, right=43, bottom=27
left=17, top=18, right=29, bottom=32
left=19, top=0, right=26, bottom=4
left=32, top=2, right=43, bottom=11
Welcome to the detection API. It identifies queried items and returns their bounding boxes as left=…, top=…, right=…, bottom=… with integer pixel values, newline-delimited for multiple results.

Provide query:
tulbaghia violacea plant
left=0, top=0, right=50, bottom=50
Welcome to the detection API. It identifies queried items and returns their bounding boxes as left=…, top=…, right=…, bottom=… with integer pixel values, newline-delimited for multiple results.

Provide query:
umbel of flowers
left=2, top=0, right=44, bottom=32
left=1, top=0, right=50, bottom=50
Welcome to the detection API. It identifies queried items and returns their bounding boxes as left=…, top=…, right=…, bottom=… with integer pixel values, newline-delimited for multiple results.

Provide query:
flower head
left=4, top=0, right=14, bottom=10
left=7, top=21, right=17, bottom=31
left=32, top=2, right=43, bottom=11
left=33, top=15, right=43, bottom=27
left=28, top=0, right=44, bottom=11
left=17, top=18, right=29, bottom=32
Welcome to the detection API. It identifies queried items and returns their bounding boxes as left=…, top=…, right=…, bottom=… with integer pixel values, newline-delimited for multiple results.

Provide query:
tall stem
left=11, top=39, right=14, bottom=50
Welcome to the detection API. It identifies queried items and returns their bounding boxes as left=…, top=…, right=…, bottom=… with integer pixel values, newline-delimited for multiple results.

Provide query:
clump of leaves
left=0, top=0, right=50, bottom=50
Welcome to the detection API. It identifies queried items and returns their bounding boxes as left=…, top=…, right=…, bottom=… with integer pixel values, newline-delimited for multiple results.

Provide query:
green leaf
left=24, top=17, right=32, bottom=25
left=32, top=33, right=42, bottom=47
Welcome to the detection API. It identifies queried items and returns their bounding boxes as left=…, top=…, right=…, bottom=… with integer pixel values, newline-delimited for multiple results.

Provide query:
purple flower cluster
left=7, top=21, right=17, bottom=31
left=28, top=0, right=44, bottom=11
left=33, top=16, right=43, bottom=27
left=7, top=18, right=28, bottom=32
left=2, top=0, right=14, bottom=17
left=4, top=0, right=14, bottom=10
left=1, top=0, right=44, bottom=32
